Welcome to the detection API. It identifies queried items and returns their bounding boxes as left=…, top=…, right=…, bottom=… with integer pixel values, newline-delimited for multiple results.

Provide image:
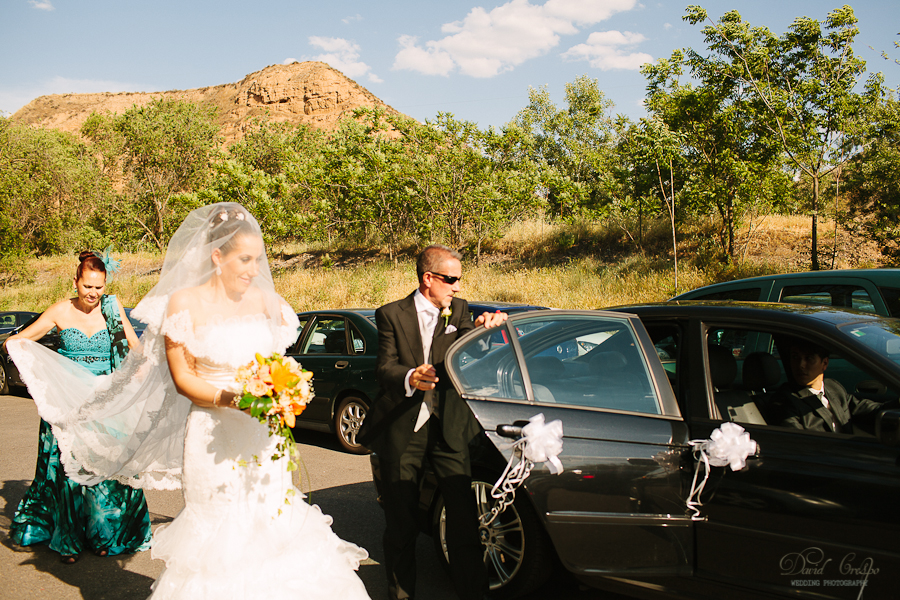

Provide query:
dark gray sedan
left=417, top=305, right=900, bottom=599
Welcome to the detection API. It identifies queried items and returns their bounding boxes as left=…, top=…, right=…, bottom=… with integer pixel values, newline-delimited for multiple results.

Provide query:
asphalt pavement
left=1, top=392, right=621, bottom=600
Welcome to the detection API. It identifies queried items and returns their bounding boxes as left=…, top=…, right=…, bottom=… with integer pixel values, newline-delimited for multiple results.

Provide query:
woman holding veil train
left=7, top=203, right=371, bottom=599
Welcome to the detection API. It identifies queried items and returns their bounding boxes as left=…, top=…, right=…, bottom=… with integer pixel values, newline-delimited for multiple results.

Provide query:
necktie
left=414, top=309, right=439, bottom=432
left=816, top=391, right=839, bottom=432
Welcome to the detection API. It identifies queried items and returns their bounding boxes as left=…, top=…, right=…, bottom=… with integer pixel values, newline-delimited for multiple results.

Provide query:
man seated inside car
left=773, top=339, right=895, bottom=434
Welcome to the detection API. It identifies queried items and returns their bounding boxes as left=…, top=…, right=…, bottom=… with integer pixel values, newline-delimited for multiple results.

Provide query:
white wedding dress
left=7, top=203, right=371, bottom=599
left=148, top=310, right=371, bottom=599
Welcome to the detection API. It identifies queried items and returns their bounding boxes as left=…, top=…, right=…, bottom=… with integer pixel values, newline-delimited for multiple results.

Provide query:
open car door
left=445, top=310, right=696, bottom=584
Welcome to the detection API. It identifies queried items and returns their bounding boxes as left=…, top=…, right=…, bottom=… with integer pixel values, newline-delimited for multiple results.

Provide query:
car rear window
left=781, top=284, right=877, bottom=314
left=692, top=287, right=762, bottom=302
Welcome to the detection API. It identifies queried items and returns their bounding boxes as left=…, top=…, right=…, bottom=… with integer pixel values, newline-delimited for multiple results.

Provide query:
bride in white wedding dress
left=7, top=203, right=371, bottom=599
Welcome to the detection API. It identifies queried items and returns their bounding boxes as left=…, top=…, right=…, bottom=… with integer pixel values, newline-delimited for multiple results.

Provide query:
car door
left=446, top=311, right=696, bottom=579
left=288, top=315, right=350, bottom=424
left=670, top=317, right=900, bottom=599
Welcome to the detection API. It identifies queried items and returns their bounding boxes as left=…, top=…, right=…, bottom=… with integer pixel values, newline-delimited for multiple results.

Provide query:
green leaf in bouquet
left=286, top=460, right=298, bottom=472
left=249, top=396, right=273, bottom=418
left=238, top=392, right=256, bottom=409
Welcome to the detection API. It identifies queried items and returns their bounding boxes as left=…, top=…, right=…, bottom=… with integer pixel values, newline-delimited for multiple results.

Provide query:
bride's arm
left=165, top=336, right=239, bottom=409
left=163, top=291, right=238, bottom=410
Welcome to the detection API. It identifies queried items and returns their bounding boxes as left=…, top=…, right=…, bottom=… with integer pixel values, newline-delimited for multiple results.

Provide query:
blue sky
left=2, top=0, right=898, bottom=127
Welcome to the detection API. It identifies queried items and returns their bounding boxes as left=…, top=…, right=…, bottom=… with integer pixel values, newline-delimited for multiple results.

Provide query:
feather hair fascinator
left=93, top=246, right=122, bottom=281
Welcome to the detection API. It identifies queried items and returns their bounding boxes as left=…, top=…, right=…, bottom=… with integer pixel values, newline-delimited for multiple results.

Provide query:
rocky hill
left=10, top=62, right=400, bottom=143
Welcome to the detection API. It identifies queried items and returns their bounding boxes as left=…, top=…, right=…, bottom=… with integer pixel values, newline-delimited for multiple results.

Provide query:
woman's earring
left=216, top=265, right=222, bottom=276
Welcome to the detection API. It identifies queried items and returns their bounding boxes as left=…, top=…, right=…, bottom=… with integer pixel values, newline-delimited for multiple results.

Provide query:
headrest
left=708, top=344, right=737, bottom=389
left=742, top=352, right=781, bottom=391
left=589, top=351, right=627, bottom=371
left=324, top=331, right=345, bottom=353
left=528, top=356, right=564, bottom=380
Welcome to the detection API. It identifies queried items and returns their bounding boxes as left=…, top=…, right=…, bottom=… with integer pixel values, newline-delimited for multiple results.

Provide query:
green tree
left=684, top=5, right=880, bottom=269
left=643, top=49, right=787, bottom=261
left=513, top=75, right=616, bottom=219
left=633, top=117, right=684, bottom=291
left=82, top=98, right=221, bottom=250
left=685, top=5, right=880, bottom=270
left=0, top=119, right=108, bottom=262
left=844, top=95, right=900, bottom=262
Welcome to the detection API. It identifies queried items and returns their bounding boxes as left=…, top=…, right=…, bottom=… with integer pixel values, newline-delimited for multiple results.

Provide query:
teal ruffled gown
left=9, top=308, right=152, bottom=557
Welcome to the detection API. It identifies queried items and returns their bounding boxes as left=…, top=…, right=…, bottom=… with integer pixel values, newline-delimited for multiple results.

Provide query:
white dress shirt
left=406, top=291, right=441, bottom=431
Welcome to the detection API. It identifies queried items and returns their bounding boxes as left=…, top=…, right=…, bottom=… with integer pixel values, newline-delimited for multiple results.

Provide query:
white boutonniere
left=441, top=306, right=452, bottom=329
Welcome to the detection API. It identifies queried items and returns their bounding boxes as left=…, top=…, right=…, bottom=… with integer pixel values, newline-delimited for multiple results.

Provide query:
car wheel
left=0, top=361, right=8, bottom=395
left=432, top=474, right=553, bottom=598
left=334, top=396, right=369, bottom=454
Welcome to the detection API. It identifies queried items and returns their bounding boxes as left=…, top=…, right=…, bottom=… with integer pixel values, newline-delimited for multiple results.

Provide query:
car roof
left=469, top=301, right=549, bottom=310
left=610, top=300, right=894, bottom=328
left=672, top=268, right=900, bottom=299
left=297, top=309, right=376, bottom=317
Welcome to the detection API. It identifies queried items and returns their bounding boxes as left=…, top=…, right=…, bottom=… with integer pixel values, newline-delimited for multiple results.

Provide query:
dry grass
left=0, top=254, right=709, bottom=313
left=1, top=213, right=885, bottom=313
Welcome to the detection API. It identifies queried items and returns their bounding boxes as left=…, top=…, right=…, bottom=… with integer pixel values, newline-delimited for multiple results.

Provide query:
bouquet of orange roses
left=235, top=352, right=314, bottom=467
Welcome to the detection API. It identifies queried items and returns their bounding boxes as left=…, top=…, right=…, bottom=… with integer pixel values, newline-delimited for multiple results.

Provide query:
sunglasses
left=428, top=271, right=461, bottom=285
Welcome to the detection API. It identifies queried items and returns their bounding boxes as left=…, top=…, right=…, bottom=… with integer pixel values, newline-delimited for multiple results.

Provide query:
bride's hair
left=208, top=206, right=256, bottom=255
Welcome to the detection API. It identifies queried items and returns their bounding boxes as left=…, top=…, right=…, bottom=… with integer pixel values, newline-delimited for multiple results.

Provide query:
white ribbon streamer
left=686, top=422, right=758, bottom=520
left=482, top=413, right=564, bottom=527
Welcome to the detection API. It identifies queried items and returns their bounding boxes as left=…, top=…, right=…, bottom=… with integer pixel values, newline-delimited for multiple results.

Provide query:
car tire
left=334, top=396, right=369, bottom=454
left=0, top=361, right=8, bottom=395
left=432, top=474, right=553, bottom=598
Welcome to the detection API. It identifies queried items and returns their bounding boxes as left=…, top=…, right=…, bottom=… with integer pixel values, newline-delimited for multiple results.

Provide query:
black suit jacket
left=775, top=379, right=887, bottom=434
left=358, top=293, right=481, bottom=460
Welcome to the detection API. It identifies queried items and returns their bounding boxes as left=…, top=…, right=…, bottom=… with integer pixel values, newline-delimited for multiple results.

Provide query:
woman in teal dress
left=5, top=251, right=152, bottom=563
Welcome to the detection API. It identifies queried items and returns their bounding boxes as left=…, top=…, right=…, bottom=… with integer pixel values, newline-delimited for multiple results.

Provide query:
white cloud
left=393, top=0, right=639, bottom=78
left=342, top=14, right=362, bottom=24
left=305, top=36, right=382, bottom=84
left=561, top=30, right=652, bottom=70
left=0, top=76, right=148, bottom=116
left=29, top=0, right=54, bottom=10
left=663, top=22, right=672, bottom=30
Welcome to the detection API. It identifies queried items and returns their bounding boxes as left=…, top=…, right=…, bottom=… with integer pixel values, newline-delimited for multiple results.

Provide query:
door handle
left=335, top=360, right=349, bottom=369
left=496, top=420, right=530, bottom=439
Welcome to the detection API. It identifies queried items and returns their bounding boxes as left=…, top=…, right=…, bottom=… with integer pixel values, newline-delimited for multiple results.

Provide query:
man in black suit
left=775, top=340, right=888, bottom=433
left=358, top=244, right=506, bottom=600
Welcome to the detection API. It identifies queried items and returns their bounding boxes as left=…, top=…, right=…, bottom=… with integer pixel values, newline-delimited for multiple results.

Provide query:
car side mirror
left=876, top=409, right=900, bottom=447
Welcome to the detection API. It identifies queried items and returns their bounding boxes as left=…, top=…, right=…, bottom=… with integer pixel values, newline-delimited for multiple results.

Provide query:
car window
left=515, top=315, right=661, bottom=413
left=780, top=284, right=877, bottom=314
left=449, top=314, right=661, bottom=414
left=349, top=323, right=366, bottom=354
left=516, top=315, right=662, bottom=414
left=0, top=314, right=15, bottom=328
left=302, top=318, right=347, bottom=354
left=692, top=287, right=762, bottom=302
left=644, top=324, right=681, bottom=397
left=878, top=286, right=900, bottom=317
left=705, top=325, right=898, bottom=435
left=450, top=328, right=526, bottom=400
left=287, top=318, right=310, bottom=354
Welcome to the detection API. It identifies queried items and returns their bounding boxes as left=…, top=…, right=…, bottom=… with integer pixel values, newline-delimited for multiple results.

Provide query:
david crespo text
left=780, top=547, right=879, bottom=579
left=781, top=547, right=878, bottom=596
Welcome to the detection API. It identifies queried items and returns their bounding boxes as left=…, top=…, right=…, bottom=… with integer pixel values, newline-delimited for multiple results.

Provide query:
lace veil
left=7, top=203, right=297, bottom=489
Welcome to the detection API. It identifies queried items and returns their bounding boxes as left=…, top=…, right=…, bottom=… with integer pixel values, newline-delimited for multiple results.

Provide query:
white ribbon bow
left=686, top=422, right=758, bottom=520
left=483, top=413, right=564, bottom=527
left=521, top=413, right=564, bottom=475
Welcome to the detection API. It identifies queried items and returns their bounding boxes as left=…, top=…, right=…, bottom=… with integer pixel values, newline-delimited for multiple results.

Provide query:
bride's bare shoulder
left=167, top=287, right=203, bottom=315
